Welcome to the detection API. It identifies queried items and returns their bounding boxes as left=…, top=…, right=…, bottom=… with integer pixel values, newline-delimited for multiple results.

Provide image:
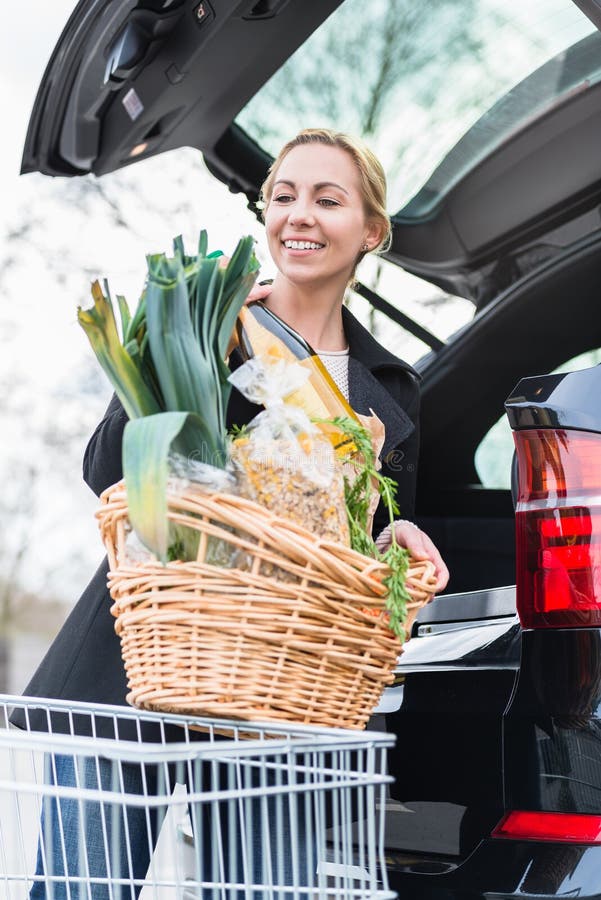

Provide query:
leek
left=78, top=231, right=259, bottom=562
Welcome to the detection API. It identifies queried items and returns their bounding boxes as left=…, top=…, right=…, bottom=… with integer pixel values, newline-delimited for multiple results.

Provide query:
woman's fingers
left=246, top=282, right=273, bottom=304
left=395, top=524, right=449, bottom=592
left=420, top=541, right=450, bottom=592
left=392, top=521, right=430, bottom=558
left=376, top=521, right=450, bottom=594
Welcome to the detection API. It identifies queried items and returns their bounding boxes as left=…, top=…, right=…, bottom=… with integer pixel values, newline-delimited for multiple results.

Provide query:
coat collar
left=342, top=307, right=416, bottom=455
left=342, top=306, right=419, bottom=377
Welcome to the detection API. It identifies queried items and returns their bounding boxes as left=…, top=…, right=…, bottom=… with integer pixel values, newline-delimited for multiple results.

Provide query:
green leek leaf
left=123, top=411, right=208, bottom=562
left=221, top=236, right=258, bottom=297
left=116, top=294, right=131, bottom=342
left=78, top=281, right=160, bottom=419
left=172, top=234, right=185, bottom=261
left=124, top=289, right=146, bottom=345
left=145, top=257, right=224, bottom=461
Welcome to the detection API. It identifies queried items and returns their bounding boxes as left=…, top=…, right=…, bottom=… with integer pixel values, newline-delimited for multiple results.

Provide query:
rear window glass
left=236, top=0, right=596, bottom=213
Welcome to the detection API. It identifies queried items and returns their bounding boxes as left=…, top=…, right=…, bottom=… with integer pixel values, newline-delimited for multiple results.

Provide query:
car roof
left=22, top=0, right=601, bottom=303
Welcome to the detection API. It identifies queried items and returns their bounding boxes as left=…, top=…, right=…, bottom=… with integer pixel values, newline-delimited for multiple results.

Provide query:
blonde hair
left=260, top=128, right=392, bottom=264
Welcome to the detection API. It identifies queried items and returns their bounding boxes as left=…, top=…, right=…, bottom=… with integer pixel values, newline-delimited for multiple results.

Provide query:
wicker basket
left=97, top=481, right=437, bottom=729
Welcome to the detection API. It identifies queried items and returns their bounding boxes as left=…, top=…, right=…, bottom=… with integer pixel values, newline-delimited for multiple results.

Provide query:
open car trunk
left=378, top=586, right=520, bottom=873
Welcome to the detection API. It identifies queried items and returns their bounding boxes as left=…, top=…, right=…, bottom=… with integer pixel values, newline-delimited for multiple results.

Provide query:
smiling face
left=264, top=143, right=381, bottom=294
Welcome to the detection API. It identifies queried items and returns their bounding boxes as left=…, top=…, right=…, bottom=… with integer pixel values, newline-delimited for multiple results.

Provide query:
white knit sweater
left=316, top=347, right=350, bottom=400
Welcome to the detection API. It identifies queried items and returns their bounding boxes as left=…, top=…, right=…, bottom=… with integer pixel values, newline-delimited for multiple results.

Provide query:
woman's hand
left=375, top=520, right=450, bottom=593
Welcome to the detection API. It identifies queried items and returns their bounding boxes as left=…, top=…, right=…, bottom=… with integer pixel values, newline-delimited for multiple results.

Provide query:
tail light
left=514, top=429, right=601, bottom=628
left=493, top=810, right=601, bottom=843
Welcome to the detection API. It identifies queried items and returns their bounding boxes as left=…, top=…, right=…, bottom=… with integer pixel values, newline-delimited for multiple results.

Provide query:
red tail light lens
left=493, top=810, right=601, bottom=843
left=514, top=429, right=601, bottom=628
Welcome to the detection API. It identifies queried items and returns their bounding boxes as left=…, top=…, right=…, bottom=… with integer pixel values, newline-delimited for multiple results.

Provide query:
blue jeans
left=30, top=754, right=158, bottom=899
left=30, top=753, right=313, bottom=899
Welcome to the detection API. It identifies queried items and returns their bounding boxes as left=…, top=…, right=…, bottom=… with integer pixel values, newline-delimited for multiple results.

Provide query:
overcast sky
left=1, top=2, right=76, bottom=226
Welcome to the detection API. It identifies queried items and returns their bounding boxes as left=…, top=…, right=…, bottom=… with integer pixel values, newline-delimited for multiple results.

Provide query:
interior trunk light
left=493, top=810, right=601, bottom=843
left=514, top=429, right=601, bottom=628
left=130, top=142, right=148, bottom=157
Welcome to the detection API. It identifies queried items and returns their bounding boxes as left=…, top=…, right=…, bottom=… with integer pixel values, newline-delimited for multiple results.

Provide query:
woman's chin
left=278, top=264, right=323, bottom=285
left=277, top=262, right=351, bottom=292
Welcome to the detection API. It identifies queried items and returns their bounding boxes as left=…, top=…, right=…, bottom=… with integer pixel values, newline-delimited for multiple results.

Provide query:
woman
left=254, top=128, right=447, bottom=575
left=22, top=127, right=448, bottom=897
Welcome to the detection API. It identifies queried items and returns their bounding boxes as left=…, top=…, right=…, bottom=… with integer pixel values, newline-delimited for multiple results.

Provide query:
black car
left=22, top=0, right=601, bottom=896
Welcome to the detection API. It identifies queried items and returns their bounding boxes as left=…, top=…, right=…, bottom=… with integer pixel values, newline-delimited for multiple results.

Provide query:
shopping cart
left=0, top=695, right=397, bottom=899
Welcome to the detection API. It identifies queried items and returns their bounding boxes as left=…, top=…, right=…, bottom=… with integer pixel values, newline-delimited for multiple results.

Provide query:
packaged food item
left=234, top=301, right=362, bottom=456
left=228, top=357, right=350, bottom=545
left=120, top=454, right=250, bottom=569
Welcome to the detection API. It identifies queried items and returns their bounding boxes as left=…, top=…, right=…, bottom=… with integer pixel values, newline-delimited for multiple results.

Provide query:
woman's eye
left=318, top=198, right=339, bottom=208
left=273, top=194, right=294, bottom=203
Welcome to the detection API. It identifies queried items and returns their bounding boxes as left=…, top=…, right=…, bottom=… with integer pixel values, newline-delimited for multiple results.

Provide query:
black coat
left=16, top=308, right=419, bottom=734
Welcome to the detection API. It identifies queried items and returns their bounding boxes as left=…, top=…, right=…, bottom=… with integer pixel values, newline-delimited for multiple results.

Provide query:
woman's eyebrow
left=315, top=181, right=349, bottom=195
left=273, top=179, right=349, bottom=196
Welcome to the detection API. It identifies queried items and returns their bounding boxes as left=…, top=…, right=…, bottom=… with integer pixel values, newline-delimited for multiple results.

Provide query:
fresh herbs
left=78, top=231, right=259, bottom=562
left=331, top=416, right=412, bottom=640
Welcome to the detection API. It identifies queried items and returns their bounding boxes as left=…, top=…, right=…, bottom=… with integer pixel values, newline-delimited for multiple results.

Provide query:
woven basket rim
left=98, top=479, right=392, bottom=584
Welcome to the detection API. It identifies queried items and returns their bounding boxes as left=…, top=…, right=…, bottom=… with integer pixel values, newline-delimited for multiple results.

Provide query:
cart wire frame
left=0, top=694, right=397, bottom=899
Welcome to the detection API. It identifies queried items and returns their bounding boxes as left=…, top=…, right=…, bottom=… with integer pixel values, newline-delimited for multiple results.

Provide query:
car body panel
left=388, top=839, right=601, bottom=899
left=506, top=364, right=601, bottom=432
left=21, top=0, right=342, bottom=178
left=506, top=629, right=601, bottom=814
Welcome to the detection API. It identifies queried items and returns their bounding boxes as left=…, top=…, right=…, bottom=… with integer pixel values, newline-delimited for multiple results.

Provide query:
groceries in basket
left=228, top=355, right=350, bottom=544
left=78, top=230, right=436, bottom=726
left=234, top=299, right=362, bottom=457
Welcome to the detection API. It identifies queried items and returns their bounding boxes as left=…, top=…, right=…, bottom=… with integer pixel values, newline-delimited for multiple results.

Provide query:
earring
left=361, top=242, right=369, bottom=252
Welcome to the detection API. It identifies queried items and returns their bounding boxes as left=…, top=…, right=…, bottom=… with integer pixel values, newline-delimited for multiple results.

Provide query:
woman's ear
left=364, top=219, right=384, bottom=251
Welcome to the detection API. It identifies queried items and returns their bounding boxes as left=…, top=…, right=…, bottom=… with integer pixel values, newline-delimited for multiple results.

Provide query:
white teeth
left=284, top=240, right=323, bottom=250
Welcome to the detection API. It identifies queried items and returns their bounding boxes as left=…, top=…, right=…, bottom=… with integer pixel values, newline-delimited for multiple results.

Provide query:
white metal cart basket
left=0, top=695, right=396, bottom=899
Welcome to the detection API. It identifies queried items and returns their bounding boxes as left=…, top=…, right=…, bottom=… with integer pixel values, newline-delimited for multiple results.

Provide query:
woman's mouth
left=282, top=240, right=325, bottom=251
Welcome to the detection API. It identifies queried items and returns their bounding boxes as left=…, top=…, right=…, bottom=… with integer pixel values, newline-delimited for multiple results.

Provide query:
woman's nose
left=287, top=199, right=315, bottom=226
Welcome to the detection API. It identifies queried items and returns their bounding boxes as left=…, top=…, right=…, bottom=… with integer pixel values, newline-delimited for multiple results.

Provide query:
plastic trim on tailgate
left=415, top=585, right=516, bottom=626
